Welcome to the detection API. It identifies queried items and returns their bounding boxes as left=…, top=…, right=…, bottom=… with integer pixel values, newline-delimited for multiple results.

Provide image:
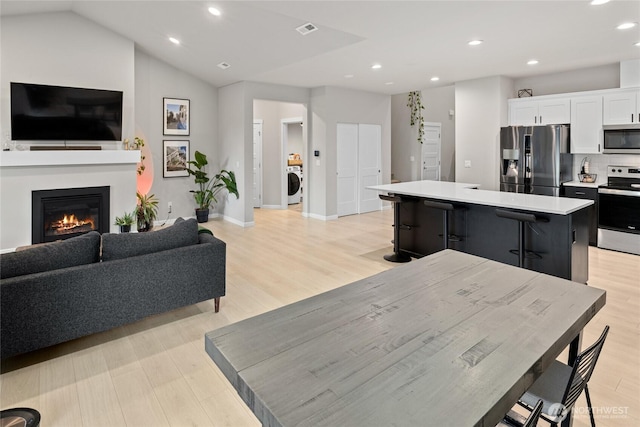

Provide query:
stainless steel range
left=598, top=165, right=640, bottom=255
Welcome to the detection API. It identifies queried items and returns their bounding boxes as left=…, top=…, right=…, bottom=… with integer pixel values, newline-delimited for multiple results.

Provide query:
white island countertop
left=369, top=181, right=593, bottom=215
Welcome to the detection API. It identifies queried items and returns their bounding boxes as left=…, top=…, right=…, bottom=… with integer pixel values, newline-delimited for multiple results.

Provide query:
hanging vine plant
left=407, top=91, right=425, bottom=144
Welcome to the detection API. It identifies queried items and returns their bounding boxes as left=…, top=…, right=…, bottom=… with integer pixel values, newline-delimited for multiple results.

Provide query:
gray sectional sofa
left=0, top=218, right=226, bottom=359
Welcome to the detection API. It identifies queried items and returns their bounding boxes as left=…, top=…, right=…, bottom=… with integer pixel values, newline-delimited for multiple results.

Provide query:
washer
left=287, top=166, right=302, bottom=204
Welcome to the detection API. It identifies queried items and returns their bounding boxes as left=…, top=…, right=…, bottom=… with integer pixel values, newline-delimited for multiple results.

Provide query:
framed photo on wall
left=163, top=140, right=189, bottom=178
left=163, top=97, right=190, bottom=136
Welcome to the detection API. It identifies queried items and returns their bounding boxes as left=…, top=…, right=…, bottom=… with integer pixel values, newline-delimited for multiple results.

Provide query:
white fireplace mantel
left=0, top=150, right=141, bottom=252
left=0, top=150, right=140, bottom=167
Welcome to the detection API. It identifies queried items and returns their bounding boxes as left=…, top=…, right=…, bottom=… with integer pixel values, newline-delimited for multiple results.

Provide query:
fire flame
left=50, top=214, right=95, bottom=232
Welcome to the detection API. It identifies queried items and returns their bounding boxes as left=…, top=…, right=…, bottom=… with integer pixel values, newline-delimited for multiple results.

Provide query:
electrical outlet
left=464, top=160, right=471, bottom=168
left=168, top=201, right=172, bottom=213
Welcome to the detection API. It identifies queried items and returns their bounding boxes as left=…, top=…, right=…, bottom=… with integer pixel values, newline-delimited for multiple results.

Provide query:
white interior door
left=253, top=120, right=263, bottom=208
left=337, top=123, right=358, bottom=217
left=358, top=124, right=381, bottom=213
left=422, top=123, right=441, bottom=181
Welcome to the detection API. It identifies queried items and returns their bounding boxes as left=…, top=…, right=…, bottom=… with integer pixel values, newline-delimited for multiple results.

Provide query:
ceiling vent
left=296, top=22, right=318, bottom=35
left=217, top=62, right=231, bottom=70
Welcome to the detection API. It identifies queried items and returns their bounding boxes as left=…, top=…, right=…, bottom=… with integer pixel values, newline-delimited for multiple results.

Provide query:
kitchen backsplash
left=572, top=154, right=639, bottom=184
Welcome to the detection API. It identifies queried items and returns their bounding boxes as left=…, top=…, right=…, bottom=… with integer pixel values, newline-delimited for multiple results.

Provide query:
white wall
left=217, top=82, right=310, bottom=225
left=390, top=93, right=420, bottom=182
left=390, top=86, right=460, bottom=184
left=134, top=50, right=218, bottom=220
left=512, top=63, right=619, bottom=97
left=0, top=12, right=138, bottom=249
left=0, top=12, right=135, bottom=145
left=0, top=11, right=221, bottom=233
left=455, top=76, right=514, bottom=190
left=311, top=87, right=391, bottom=218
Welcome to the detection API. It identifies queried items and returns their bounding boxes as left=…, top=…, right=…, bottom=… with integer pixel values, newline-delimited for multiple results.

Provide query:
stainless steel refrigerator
left=499, top=125, right=573, bottom=196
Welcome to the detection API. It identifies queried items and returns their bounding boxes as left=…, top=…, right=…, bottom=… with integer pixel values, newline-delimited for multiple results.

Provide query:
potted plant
left=186, top=150, right=239, bottom=223
left=135, top=192, right=158, bottom=232
left=114, top=210, right=135, bottom=233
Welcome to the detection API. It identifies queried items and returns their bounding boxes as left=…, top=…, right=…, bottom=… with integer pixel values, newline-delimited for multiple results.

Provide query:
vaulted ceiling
left=2, top=1, right=639, bottom=94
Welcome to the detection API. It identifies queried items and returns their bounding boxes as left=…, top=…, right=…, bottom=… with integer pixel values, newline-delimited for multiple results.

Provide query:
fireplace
left=32, top=186, right=110, bottom=244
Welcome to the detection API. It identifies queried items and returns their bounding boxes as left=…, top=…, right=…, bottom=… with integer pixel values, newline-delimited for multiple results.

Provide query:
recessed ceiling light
left=344, top=74, right=354, bottom=79
left=208, top=7, right=221, bottom=16
left=430, top=77, right=440, bottom=82
left=527, top=59, right=539, bottom=65
left=590, top=0, right=610, bottom=5
left=217, top=62, right=231, bottom=70
left=635, top=41, right=640, bottom=47
left=385, top=82, right=394, bottom=85
left=468, top=40, right=483, bottom=46
left=371, top=64, right=382, bottom=70
left=617, top=22, right=637, bottom=30
left=169, top=37, right=180, bottom=45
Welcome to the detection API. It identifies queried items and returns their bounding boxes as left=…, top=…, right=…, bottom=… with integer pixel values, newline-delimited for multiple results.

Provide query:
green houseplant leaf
left=186, top=151, right=239, bottom=210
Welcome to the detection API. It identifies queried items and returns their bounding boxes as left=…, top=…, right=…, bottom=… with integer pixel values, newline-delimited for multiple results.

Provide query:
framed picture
left=163, top=140, right=189, bottom=178
left=163, top=97, right=190, bottom=135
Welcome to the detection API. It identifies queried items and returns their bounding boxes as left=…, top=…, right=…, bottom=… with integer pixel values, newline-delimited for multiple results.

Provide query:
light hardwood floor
left=1, top=207, right=638, bottom=427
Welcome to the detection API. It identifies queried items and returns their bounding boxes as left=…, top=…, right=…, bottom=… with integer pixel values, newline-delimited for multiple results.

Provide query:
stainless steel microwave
left=603, top=124, right=640, bottom=154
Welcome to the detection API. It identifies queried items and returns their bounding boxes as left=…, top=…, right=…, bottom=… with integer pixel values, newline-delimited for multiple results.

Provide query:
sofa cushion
left=101, top=217, right=199, bottom=262
left=0, top=231, right=101, bottom=279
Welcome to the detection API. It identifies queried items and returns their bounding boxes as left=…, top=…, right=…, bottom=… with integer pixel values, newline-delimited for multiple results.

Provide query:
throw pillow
left=101, top=217, right=199, bottom=262
left=0, top=231, right=101, bottom=279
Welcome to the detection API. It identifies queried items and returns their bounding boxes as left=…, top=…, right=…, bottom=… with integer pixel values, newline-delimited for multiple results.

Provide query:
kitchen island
left=369, top=181, right=593, bottom=282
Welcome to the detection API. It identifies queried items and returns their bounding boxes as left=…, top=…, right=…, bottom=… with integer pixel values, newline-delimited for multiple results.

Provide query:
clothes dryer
left=287, top=166, right=302, bottom=204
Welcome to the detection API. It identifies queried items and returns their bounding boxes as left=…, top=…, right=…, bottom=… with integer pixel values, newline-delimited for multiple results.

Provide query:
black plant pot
left=196, top=208, right=209, bottom=223
left=137, top=221, right=153, bottom=232
left=119, top=225, right=131, bottom=233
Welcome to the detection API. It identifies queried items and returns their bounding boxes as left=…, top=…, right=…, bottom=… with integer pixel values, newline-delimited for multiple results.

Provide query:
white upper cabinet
left=603, top=89, right=640, bottom=125
left=570, top=96, right=603, bottom=154
left=509, top=98, right=570, bottom=126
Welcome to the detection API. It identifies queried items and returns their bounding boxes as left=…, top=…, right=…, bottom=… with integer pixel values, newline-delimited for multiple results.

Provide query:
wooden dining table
left=205, top=250, right=606, bottom=427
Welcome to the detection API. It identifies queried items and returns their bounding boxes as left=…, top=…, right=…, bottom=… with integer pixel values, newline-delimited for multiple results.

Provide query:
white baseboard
left=305, top=212, right=338, bottom=221
left=223, top=215, right=254, bottom=227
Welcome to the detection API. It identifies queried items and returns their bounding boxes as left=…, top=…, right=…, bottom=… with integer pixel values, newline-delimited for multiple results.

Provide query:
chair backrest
left=523, top=399, right=544, bottom=427
left=561, top=326, right=610, bottom=409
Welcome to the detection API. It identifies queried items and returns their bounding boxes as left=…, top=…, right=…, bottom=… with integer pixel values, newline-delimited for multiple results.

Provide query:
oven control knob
left=612, top=168, right=616, bottom=173
left=618, top=169, right=622, bottom=172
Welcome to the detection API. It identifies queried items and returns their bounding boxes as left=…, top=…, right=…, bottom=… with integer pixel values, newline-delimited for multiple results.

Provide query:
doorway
left=252, top=100, right=307, bottom=215
left=282, top=117, right=304, bottom=209
left=421, top=122, right=442, bottom=181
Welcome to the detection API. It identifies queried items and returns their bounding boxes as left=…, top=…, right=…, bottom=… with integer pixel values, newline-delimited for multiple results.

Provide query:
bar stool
left=495, top=209, right=546, bottom=268
left=423, top=200, right=464, bottom=250
left=379, top=194, right=411, bottom=263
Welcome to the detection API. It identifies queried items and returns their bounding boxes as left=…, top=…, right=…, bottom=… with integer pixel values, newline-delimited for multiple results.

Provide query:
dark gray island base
left=396, top=195, right=590, bottom=282
left=367, top=181, right=593, bottom=283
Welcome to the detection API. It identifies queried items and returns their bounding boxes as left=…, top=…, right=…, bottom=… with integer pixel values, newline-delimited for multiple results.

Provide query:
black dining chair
left=517, top=326, right=610, bottom=427
left=498, top=399, right=543, bottom=427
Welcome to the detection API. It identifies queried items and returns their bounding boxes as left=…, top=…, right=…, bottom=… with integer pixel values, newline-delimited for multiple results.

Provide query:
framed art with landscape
left=163, top=140, right=189, bottom=178
left=163, top=97, right=190, bottom=136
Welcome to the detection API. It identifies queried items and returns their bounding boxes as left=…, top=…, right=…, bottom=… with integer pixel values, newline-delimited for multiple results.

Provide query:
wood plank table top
left=205, top=250, right=606, bottom=427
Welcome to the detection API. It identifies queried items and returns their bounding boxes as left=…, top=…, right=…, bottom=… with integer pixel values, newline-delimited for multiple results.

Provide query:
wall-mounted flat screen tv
left=11, top=82, right=123, bottom=141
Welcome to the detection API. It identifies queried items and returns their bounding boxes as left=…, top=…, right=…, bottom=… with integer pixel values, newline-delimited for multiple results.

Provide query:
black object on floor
left=0, top=407, right=41, bottom=427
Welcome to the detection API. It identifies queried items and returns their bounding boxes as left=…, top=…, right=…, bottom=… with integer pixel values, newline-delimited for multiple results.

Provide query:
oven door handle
left=598, top=188, right=640, bottom=197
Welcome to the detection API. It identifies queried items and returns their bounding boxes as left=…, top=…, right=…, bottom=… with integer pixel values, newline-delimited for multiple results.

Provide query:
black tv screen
left=11, top=82, right=123, bottom=141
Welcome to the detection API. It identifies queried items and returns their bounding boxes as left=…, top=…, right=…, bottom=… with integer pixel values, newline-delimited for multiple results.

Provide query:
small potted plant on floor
left=135, top=192, right=158, bottom=232
left=114, top=210, right=135, bottom=233
left=186, top=150, right=239, bottom=223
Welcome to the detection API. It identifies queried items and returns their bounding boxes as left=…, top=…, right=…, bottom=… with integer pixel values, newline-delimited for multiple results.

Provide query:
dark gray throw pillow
left=0, top=231, right=101, bottom=279
left=101, top=217, right=199, bottom=262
